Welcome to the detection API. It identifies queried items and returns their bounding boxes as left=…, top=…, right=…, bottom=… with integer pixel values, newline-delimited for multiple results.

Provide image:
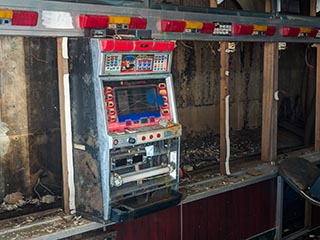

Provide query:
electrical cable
left=225, top=95, right=231, bottom=175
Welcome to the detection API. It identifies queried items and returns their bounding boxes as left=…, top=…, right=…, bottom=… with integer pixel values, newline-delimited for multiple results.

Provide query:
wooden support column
left=57, top=37, right=71, bottom=214
left=305, top=0, right=317, bottom=229
left=220, top=42, right=229, bottom=174
left=261, top=43, right=278, bottom=162
left=265, top=0, right=271, bottom=13
left=311, top=0, right=320, bottom=151
left=316, top=46, right=320, bottom=151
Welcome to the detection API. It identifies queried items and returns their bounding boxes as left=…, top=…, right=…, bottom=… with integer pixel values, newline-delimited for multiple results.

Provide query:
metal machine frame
left=69, top=38, right=182, bottom=222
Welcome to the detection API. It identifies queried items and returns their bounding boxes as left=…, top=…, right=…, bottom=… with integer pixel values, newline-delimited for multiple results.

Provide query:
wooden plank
left=261, top=43, right=278, bottom=162
left=182, top=199, right=208, bottom=240
left=220, top=42, right=229, bottom=174
left=57, top=37, right=70, bottom=214
left=114, top=206, right=181, bottom=240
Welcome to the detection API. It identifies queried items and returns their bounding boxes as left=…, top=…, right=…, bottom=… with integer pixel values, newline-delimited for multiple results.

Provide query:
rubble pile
left=180, top=129, right=262, bottom=170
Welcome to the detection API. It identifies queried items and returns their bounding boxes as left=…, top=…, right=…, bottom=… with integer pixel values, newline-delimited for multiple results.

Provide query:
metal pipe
left=225, top=95, right=231, bottom=175
left=113, top=165, right=173, bottom=186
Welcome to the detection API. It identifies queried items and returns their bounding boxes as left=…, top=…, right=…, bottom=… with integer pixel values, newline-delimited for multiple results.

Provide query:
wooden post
left=315, top=46, right=320, bottom=151
left=57, top=37, right=71, bottom=214
left=261, top=43, right=278, bottom=162
left=311, top=0, right=320, bottom=151
left=220, top=42, right=229, bottom=174
left=306, top=0, right=317, bottom=229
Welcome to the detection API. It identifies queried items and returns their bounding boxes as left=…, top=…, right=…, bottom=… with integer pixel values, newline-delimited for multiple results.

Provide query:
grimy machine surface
left=69, top=38, right=182, bottom=222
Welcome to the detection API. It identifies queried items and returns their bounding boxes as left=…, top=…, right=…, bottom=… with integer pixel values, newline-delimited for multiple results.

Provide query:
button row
left=141, top=133, right=162, bottom=141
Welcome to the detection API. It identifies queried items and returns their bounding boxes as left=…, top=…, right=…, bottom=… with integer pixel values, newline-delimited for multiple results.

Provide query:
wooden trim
left=220, top=42, right=229, bottom=174
left=57, top=37, right=70, bottom=214
left=261, top=43, right=278, bottom=162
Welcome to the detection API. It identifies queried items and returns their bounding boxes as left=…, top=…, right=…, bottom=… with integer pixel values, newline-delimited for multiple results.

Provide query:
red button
left=157, top=133, right=161, bottom=138
left=141, top=136, right=146, bottom=141
left=149, top=135, right=154, bottom=139
left=113, top=139, right=119, bottom=145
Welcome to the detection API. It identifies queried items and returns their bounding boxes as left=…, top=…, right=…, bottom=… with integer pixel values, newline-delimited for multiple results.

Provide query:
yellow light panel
left=253, top=25, right=267, bottom=32
left=0, top=9, right=13, bottom=19
left=109, top=16, right=131, bottom=24
left=185, top=21, right=203, bottom=29
left=300, top=27, right=311, bottom=33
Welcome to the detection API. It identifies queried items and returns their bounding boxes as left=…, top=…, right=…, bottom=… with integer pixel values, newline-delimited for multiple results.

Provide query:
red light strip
left=12, top=10, right=38, bottom=26
left=79, top=15, right=109, bottom=29
left=200, top=22, right=215, bottom=34
left=265, top=26, right=276, bottom=36
left=160, top=20, right=186, bottom=32
left=100, top=40, right=175, bottom=52
left=281, top=27, right=300, bottom=37
left=309, top=28, right=319, bottom=38
left=129, top=17, right=147, bottom=29
left=233, top=24, right=254, bottom=35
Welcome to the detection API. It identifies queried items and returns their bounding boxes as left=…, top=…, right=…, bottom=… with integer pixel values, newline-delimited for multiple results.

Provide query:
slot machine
left=69, top=38, right=182, bottom=222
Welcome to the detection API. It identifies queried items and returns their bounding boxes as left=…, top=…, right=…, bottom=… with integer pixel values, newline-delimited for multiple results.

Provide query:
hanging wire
left=304, top=44, right=314, bottom=69
left=180, top=41, right=193, bottom=49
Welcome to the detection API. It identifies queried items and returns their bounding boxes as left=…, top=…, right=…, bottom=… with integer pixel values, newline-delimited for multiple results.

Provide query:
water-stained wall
left=172, top=41, right=264, bottom=138
left=0, top=37, right=62, bottom=201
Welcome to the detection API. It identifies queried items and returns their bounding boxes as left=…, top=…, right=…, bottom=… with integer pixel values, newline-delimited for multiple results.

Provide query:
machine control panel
left=103, top=53, right=170, bottom=74
left=110, top=124, right=182, bottom=148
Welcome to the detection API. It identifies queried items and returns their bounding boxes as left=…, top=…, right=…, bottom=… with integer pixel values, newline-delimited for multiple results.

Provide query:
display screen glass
left=114, top=85, right=163, bottom=123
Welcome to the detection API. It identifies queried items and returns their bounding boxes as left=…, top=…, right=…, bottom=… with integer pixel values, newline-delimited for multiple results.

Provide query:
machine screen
left=104, top=79, right=171, bottom=131
left=115, top=86, right=162, bottom=123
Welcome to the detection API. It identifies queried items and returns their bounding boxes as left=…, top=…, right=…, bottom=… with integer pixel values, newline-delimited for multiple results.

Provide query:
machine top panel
left=100, top=40, right=175, bottom=52
left=100, top=40, right=175, bottom=75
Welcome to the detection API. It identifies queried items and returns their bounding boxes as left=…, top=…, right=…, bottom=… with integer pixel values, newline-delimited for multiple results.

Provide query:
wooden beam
left=57, top=37, right=70, bottom=214
left=210, top=0, right=218, bottom=8
left=220, top=42, right=229, bottom=174
left=261, top=43, right=278, bottom=162
left=265, top=0, right=271, bottom=13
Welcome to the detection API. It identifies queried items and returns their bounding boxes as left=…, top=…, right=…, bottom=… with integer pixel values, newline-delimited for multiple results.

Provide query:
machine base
left=110, top=189, right=182, bottom=222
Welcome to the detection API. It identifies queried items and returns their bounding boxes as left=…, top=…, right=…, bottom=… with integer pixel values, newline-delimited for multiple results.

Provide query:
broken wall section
left=172, top=41, right=264, bottom=138
left=0, top=37, right=62, bottom=204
